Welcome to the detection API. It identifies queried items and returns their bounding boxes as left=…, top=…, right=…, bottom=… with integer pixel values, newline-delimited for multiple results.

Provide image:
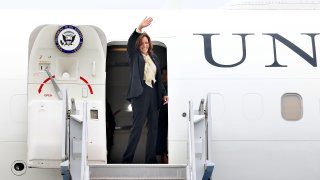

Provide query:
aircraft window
left=281, top=93, right=303, bottom=121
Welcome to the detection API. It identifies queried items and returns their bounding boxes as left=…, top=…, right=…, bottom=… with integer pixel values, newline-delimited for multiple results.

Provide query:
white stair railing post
left=188, top=101, right=197, bottom=180
left=188, top=98, right=215, bottom=180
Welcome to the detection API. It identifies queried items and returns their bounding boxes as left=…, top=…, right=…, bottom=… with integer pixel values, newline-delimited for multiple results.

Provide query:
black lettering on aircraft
left=194, top=33, right=319, bottom=67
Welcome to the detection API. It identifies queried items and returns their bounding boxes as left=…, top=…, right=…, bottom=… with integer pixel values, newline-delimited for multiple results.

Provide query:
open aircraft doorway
left=106, top=41, right=167, bottom=164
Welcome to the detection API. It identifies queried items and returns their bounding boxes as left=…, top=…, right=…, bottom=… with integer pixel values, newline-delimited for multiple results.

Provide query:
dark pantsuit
left=156, top=103, right=168, bottom=155
left=122, top=83, right=159, bottom=163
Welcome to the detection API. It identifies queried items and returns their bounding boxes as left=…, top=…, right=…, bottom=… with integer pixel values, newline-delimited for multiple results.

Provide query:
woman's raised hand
left=138, top=17, right=153, bottom=31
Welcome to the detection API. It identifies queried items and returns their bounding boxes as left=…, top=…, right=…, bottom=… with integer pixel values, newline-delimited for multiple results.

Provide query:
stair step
left=89, top=164, right=187, bottom=180
left=91, top=178, right=185, bottom=180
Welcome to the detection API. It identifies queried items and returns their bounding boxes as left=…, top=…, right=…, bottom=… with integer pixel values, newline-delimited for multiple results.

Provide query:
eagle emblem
left=55, top=25, right=83, bottom=54
left=60, top=31, right=76, bottom=46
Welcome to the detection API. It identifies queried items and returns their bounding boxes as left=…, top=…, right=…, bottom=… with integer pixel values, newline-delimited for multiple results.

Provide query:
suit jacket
left=126, top=29, right=167, bottom=109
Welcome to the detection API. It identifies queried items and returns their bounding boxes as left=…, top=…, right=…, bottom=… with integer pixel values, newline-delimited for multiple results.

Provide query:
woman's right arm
left=127, top=30, right=140, bottom=59
left=127, top=17, right=153, bottom=59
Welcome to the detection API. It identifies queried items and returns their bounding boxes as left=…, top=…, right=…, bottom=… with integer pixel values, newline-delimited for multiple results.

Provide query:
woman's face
left=139, top=36, right=149, bottom=55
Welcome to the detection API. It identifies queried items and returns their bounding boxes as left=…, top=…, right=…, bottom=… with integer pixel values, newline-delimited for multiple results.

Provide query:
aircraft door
left=27, top=25, right=107, bottom=168
left=106, top=42, right=167, bottom=163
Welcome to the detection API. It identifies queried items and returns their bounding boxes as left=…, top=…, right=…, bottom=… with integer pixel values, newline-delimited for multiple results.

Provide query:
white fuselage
left=1, top=9, right=320, bottom=180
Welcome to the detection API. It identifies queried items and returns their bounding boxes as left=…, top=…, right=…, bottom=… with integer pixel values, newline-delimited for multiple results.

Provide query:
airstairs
left=60, top=96, right=214, bottom=180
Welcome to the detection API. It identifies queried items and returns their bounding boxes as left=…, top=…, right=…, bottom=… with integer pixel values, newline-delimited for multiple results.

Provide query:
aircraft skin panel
left=0, top=80, right=60, bottom=178
left=1, top=9, right=320, bottom=179
left=170, top=78, right=320, bottom=141
left=170, top=77, right=320, bottom=179
left=211, top=141, right=320, bottom=180
left=0, top=80, right=27, bottom=142
left=0, top=142, right=60, bottom=179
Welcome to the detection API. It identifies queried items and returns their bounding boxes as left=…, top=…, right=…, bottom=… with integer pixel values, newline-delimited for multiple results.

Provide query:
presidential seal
left=55, top=25, right=83, bottom=54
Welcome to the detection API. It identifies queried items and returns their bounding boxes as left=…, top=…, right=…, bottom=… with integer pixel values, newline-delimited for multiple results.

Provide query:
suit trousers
left=122, top=83, right=159, bottom=163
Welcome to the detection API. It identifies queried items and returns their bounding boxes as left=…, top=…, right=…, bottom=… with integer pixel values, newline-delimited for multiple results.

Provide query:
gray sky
left=0, top=0, right=230, bottom=9
left=2, top=0, right=319, bottom=9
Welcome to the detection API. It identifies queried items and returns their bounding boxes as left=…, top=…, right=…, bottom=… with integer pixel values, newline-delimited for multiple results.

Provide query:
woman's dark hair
left=135, top=32, right=153, bottom=55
